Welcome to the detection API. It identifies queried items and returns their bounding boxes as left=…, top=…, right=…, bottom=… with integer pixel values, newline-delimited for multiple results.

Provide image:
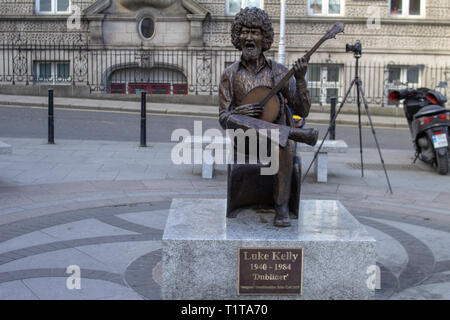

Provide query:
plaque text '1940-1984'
left=238, top=248, right=303, bottom=295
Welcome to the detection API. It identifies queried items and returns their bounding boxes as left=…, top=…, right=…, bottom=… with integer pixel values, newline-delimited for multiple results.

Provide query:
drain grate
left=347, top=163, right=420, bottom=171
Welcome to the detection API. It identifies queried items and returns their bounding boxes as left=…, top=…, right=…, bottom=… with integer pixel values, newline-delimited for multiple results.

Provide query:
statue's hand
left=232, top=103, right=263, bottom=117
left=294, top=56, right=309, bottom=81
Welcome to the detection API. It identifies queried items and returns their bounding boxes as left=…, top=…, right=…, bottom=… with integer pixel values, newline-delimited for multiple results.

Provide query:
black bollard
left=48, top=88, right=54, bottom=144
left=330, top=96, right=336, bottom=140
left=140, top=91, right=147, bottom=147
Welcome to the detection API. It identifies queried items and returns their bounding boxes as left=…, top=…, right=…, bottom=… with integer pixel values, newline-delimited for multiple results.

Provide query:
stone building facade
left=0, top=0, right=449, bottom=105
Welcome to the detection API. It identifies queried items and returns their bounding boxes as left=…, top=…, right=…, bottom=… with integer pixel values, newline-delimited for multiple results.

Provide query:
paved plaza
left=0, top=137, right=449, bottom=299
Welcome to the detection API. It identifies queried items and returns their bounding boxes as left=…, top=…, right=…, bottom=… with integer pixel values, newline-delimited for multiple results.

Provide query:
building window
left=109, top=66, right=187, bottom=94
left=138, top=17, right=155, bottom=40
left=226, top=0, right=264, bottom=15
left=35, top=61, right=70, bottom=84
left=36, top=0, right=70, bottom=14
left=389, top=0, right=425, bottom=18
left=388, top=66, right=420, bottom=86
left=386, top=65, right=421, bottom=105
left=307, top=64, right=342, bottom=105
left=308, top=0, right=343, bottom=16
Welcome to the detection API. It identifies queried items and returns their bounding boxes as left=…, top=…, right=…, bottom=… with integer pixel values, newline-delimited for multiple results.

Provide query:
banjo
left=241, top=22, right=345, bottom=123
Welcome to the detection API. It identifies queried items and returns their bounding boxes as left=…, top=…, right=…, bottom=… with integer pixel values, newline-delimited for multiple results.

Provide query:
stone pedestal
left=162, top=199, right=376, bottom=300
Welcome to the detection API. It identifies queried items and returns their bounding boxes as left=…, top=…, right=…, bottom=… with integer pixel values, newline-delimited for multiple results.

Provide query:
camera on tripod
left=345, top=40, right=362, bottom=55
left=307, top=38, right=393, bottom=193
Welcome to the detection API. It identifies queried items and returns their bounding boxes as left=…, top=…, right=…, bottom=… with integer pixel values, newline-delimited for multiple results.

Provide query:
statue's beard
left=242, top=45, right=261, bottom=61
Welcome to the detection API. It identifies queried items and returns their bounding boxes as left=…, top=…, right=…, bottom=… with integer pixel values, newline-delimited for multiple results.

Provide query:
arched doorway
left=108, top=66, right=188, bottom=94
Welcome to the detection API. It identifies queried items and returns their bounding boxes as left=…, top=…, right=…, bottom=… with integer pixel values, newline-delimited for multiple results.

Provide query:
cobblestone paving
left=0, top=138, right=448, bottom=299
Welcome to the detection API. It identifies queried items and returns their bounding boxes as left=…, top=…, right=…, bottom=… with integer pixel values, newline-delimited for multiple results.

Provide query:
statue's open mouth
left=245, top=43, right=255, bottom=49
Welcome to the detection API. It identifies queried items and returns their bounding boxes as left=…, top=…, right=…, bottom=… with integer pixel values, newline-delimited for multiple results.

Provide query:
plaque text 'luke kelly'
left=238, top=248, right=303, bottom=295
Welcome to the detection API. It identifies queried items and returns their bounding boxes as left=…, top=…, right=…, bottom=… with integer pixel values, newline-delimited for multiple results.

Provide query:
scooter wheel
left=436, top=149, right=449, bottom=175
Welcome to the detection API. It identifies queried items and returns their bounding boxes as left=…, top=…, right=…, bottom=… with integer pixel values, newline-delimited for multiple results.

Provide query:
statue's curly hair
left=231, top=7, right=274, bottom=52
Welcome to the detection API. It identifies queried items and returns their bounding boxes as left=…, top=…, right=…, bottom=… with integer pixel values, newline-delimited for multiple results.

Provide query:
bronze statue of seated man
left=219, top=7, right=318, bottom=227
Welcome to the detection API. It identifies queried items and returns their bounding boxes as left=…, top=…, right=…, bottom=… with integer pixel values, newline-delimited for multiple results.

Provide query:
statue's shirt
left=218, top=54, right=311, bottom=129
left=230, top=56, right=275, bottom=106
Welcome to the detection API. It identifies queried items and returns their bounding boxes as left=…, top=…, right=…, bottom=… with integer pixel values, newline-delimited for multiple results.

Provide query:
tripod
left=302, top=52, right=393, bottom=194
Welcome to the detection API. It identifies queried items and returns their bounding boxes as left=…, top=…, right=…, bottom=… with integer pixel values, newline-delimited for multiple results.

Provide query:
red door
left=128, top=83, right=150, bottom=94
left=149, top=83, right=170, bottom=94
left=110, top=83, right=126, bottom=94
left=126, top=83, right=182, bottom=95
left=173, top=84, right=188, bottom=95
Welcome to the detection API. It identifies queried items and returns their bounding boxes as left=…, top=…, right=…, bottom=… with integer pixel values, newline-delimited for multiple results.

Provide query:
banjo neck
left=260, top=22, right=344, bottom=107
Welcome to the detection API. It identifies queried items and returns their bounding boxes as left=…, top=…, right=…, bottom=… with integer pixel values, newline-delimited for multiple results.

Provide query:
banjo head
left=241, top=86, right=281, bottom=123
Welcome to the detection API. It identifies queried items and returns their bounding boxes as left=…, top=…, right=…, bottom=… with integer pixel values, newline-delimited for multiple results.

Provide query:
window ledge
left=35, top=11, right=71, bottom=15
left=0, top=15, right=73, bottom=20
left=388, top=15, right=426, bottom=19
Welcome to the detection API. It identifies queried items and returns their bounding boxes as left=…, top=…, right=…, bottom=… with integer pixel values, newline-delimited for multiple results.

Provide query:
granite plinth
left=162, top=199, right=376, bottom=300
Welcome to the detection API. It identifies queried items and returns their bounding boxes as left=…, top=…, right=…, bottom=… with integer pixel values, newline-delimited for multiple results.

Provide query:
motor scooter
left=389, top=88, right=450, bottom=175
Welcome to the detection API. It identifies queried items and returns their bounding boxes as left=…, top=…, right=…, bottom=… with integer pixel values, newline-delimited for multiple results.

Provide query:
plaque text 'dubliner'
left=238, top=248, right=303, bottom=295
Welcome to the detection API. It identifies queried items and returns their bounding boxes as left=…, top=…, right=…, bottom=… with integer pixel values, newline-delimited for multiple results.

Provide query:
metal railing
left=0, top=39, right=245, bottom=95
left=1, top=39, right=448, bottom=107
left=286, top=59, right=450, bottom=107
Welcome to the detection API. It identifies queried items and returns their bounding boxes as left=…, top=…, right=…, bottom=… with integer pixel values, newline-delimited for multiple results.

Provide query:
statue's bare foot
left=274, top=203, right=291, bottom=227
left=288, top=128, right=318, bottom=146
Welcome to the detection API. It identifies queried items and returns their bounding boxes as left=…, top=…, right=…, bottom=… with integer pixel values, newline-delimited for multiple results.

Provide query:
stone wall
left=1, top=0, right=448, bottom=55
left=99, top=1, right=196, bottom=47
left=197, top=0, right=450, bottom=19
left=0, top=0, right=94, bottom=42
left=199, top=0, right=450, bottom=65
left=102, top=18, right=192, bottom=46
left=0, top=0, right=448, bottom=96
left=0, top=19, right=89, bottom=42
left=0, top=0, right=96, bottom=15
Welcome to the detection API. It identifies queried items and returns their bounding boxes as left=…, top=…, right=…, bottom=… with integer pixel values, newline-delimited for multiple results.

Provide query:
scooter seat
left=413, top=105, right=447, bottom=120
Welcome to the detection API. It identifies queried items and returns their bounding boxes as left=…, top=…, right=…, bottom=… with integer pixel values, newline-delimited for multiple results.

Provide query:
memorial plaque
left=238, top=248, right=303, bottom=295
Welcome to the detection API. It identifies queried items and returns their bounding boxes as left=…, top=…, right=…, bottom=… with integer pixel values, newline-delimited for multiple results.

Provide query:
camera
left=345, top=40, right=362, bottom=55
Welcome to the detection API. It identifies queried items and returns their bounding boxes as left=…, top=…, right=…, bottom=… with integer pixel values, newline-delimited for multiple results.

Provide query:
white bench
left=297, top=139, right=348, bottom=183
left=189, top=136, right=232, bottom=179
left=191, top=136, right=347, bottom=182
left=0, top=141, right=12, bottom=155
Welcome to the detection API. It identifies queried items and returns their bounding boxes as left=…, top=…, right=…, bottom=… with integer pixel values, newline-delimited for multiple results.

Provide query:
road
left=0, top=105, right=413, bottom=151
left=0, top=106, right=449, bottom=301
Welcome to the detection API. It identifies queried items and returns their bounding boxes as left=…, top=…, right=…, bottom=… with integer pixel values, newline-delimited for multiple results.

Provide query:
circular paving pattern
left=0, top=197, right=448, bottom=299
